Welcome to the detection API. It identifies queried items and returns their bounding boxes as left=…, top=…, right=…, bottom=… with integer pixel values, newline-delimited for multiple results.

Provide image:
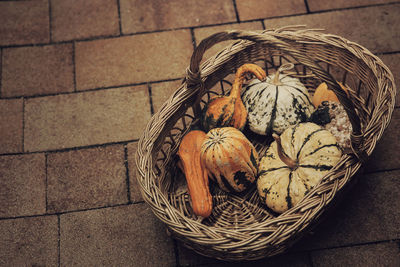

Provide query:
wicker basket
left=135, top=27, right=396, bottom=261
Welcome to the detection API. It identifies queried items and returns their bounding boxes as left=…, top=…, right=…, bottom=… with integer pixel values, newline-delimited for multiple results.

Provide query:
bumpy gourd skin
left=201, top=127, right=259, bottom=193
left=257, top=123, right=342, bottom=213
left=242, top=73, right=314, bottom=136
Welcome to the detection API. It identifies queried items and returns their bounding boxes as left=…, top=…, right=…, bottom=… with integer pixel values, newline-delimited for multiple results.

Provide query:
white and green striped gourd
left=257, top=122, right=342, bottom=213
left=242, top=63, right=314, bottom=135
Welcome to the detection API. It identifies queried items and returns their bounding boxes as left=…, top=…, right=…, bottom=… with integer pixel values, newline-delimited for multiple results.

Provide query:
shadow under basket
left=135, top=27, right=396, bottom=261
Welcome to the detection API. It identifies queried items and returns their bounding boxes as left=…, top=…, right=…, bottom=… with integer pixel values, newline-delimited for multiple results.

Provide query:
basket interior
left=156, top=49, right=371, bottom=213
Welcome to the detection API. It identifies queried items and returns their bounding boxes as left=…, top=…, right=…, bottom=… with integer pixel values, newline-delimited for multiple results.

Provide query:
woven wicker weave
left=135, top=27, right=396, bottom=261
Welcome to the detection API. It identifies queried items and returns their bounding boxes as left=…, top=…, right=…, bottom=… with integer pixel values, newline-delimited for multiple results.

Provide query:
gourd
left=201, top=127, right=259, bottom=193
left=312, top=81, right=349, bottom=108
left=202, top=63, right=266, bottom=132
left=257, top=122, right=342, bottom=213
left=242, top=63, right=314, bottom=135
left=177, top=130, right=213, bottom=218
left=311, top=80, right=352, bottom=149
left=316, top=101, right=352, bottom=149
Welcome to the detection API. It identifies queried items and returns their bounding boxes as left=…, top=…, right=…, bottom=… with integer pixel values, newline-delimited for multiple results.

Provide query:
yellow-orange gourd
left=200, top=127, right=259, bottom=193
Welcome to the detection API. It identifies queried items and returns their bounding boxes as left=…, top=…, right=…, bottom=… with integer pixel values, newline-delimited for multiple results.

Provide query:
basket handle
left=186, top=30, right=367, bottom=163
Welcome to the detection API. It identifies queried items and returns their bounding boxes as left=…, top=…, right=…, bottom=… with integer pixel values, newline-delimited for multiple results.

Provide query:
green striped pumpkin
left=242, top=71, right=314, bottom=135
left=200, top=127, right=259, bottom=193
left=257, top=122, right=342, bottom=213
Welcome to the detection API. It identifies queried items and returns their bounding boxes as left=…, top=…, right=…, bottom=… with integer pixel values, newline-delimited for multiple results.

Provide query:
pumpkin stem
left=272, top=133, right=298, bottom=170
left=230, top=64, right=266, bottom=98
left=272, top=63, right=295, bottom=85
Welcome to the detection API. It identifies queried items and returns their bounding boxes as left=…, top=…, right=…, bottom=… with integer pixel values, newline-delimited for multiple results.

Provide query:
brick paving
left=24, top=85, right=151, bottom=151
left=50, top=0, right=120, bottom=42
left=0, top=1, right=399, bottom=266
left=2, top=44, right=74, bottom=97
left=74, top=30, right=193, bottom=90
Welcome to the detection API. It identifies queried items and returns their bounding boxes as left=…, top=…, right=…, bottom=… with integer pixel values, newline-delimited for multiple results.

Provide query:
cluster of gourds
left=178, top=63, right=350, bottom=217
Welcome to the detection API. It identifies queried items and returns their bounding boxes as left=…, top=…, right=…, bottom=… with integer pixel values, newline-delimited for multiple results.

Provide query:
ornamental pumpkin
left=257, top=122, right=342, bottom=213
left=177, top=130, right=213, bottom=218
left=202, top=63, right=266, bottom=132
left=312, top=81, right=349, bottom=108
left=242, top=63, right=314, bottom=135
left=200, top=127, right=259, bottom=193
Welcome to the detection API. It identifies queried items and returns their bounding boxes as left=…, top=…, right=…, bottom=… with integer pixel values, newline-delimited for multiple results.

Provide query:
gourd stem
left=230, top=64, right=267, bottom=98
left=272, top=133, right=298, bottom=170
left=272, top=63, right=295, bottom=85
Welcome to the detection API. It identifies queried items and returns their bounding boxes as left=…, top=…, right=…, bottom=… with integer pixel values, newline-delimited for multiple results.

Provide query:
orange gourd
left=202, top=63, right=266, bottom=132
left=312, top=82, right=349, bottom=108
left=177, top=130, right=212, bottom=218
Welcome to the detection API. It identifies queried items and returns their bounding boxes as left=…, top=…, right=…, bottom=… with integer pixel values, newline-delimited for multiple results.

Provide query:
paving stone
left=0, top=0, right=49, bottom=46
left=379, top=53, right=400, bottom=107
left=150, top=80, right=183, bottom=113
left=119, top=0, right=236, bottom=33
left=47, top=144, right=127, bottom=213
left=292, top=169, right=400, bottom=251
left=24, top=85, right=151, bottom=152
left=51, top=0, right=120, bottom=42
left=60, top=204, right=175, bottom=266
left=194, top=21, right=264, bottom=61
left=177, top=241, right=311, bottom=266
left=263, top=4, right=400, bottom=54
left=236, top=0, right=307, bottom=21
left=0, top=215, right=58, bottom=266
left=2, top=44, right=74, bottom=97
left=0, top=99, right=23, bottom=154
left=311, top=241, right=400, bottom=267
left=75, top=30, right=193, bottom=90
left=307, top=0, right=395, bottom=11
left=366, top=108, right=400, bottom=172
left=0, top=154, right=46, bottom=218
left=126, top=142, right=144, bottom=202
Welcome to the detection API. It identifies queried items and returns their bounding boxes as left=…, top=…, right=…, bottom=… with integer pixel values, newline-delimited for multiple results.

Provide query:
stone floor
left=0, top=0, right=399, bottom=266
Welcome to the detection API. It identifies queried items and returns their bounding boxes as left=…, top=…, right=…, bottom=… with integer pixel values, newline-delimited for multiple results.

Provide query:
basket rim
left=134, top=27, right=397, bottom=259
